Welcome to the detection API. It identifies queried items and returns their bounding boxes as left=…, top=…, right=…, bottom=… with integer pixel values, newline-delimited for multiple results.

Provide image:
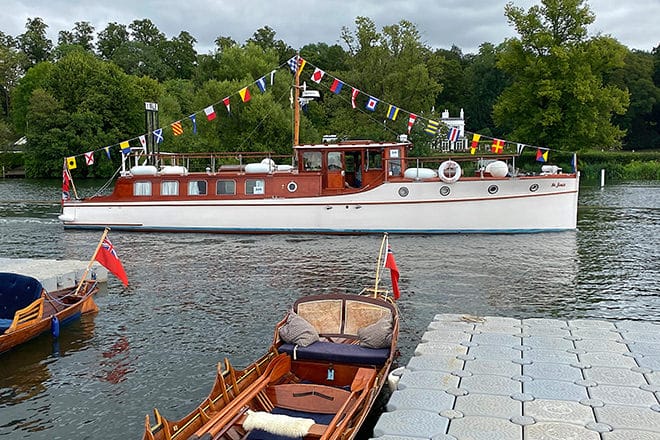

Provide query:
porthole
left=287, top=181, right=298, bottom=192
left=488, top=185, right=499, bottom=194
left=529, top=184, right=539, bottom=192
left=440, top=186, right=451, bottom=196
left=398, top=187, right=409, bottom=197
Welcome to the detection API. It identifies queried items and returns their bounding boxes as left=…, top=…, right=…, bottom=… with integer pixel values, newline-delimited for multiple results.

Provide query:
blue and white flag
left=153, top=128, right=163, bottom=144
left=366, top=96, right=378, bottom=112
left=256, top=77, right=267, bottom=92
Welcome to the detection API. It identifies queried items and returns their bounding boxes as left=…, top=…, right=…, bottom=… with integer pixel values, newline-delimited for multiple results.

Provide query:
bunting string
left=64, top=56, right=563, bottom=170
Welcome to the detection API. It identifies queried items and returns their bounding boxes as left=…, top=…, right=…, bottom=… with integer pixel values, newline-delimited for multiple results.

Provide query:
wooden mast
left=293, top=55, right=300, bottom=147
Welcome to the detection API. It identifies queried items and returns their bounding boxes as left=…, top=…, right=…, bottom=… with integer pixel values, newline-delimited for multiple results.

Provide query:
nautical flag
left=104, top=146, right=111, bottom=159
left=120, top=140, right=130, bottom=155
left=491, top=139, right=504, bottom=154
left=517, top=143, right=525, bottom=155
left=571, top=154, right=577, bottom=173
left=365, top=96, right=378, bottom=111
left=447, top=127, right=460, bottom=142
left=95, top=236, right=128, bottom=287
left=204, top=105, right=216, bottom=121
left=407, top=114, right=417, bottom=133
left=387, top=105, right=399, bottom=121
left=67, top=156, right=77, bottom=170
left=223, top=97, right=231, bottom=114
left=384, top=239, right=400, bottom=300
left=171, top=121, right=183, bottom=136
left=536, top=148, right=549, bottom=162
left=189, top=114, right=197, bottom=134
left=85, top=151, right=94, bottom=166
left=425, top=120, right=440, bottom=135
left=311, top=68, right=324, bottom=83
left=153, top=128, right=163, bottom=144
left=256, top=76, right=267, bottom=92
left=330, top=78, right=343, bottom=94
left=62, top=165, right=71, bottom=203
left=270, top=69, right=276, bottom=85
left=351, top=88, right=359, bottom=109
left=287, top=55, right=306, bottom=75
left=138, top=135, right=147, bottom=153
left=470, top=133, right=481, bottom=154
left=239, top=87, right=251, bottom=102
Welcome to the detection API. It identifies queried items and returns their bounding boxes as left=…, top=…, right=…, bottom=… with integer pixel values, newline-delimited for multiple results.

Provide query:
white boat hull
left=60, top=175, right=579, bottom=233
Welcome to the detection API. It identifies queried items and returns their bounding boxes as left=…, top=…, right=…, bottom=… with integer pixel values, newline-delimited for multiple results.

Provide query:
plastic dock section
left=373, top=314, right=660, bottom=440
left=0, top=257, right=108, bottom=292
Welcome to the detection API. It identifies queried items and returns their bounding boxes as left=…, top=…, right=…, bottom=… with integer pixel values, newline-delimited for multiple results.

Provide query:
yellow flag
left=239, top=87, right=251, bottom=103
left=67, top=156, right=77, bottom=170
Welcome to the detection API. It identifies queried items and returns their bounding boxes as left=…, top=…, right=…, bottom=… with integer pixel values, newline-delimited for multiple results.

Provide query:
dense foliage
left=0, top=0, right=658, bottom=178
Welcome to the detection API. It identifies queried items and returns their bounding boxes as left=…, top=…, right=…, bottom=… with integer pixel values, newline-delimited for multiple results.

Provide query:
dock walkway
left=374, top=314, right=659, bottom=440
left=0, top=257, right=108, bottom=292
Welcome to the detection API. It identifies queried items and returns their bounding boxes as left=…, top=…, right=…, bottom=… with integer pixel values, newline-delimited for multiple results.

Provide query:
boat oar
left=190, top=353, right=291, bottom=440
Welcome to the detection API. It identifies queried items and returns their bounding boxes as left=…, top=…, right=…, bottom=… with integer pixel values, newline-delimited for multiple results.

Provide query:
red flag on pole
left=384, top=240, right=400, bottom=300
left=95, top=237, right=129, bottom=287
left=62, top=165, right=71, bottom=204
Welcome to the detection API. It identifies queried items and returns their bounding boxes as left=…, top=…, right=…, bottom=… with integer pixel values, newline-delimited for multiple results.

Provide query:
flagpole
left=293, top=54, right=300, bottom=147
left=73, top=227, right=110, bottom=296
left=373, top=233, right=388, bottom=297
left=64, top=159, right=80, bottom=200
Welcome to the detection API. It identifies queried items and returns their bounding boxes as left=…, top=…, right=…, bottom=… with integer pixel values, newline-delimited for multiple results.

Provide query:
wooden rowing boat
left=143, top=238, right=401, bottom=440
left=0, top=272, right=99, bottom=354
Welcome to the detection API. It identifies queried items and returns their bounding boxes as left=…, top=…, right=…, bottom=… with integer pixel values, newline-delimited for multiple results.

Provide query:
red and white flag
left=204, top=105, right=217, bottom=121
left=311, top=68, right=325, bottom=83
left=384, top=238, right=400, bottom=300
left=223, top=97, right=231, bottom=114
left=407, top=114, right=417, bottom=134
left=95, top=237, right=129, bottom=287
left=351, top=88, right=359, bottom=109
left=138, top=135, right=147, bottom=153
left=84, top=151, right=94, bottom=166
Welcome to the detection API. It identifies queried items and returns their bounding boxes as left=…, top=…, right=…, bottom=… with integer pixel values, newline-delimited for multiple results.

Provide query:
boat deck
left=0, top=257, right=108, bottom=292
left=373, top=314, right=659, bottom=440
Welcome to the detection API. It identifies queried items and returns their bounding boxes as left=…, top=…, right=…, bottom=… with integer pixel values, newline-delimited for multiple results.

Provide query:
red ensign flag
left=96, top=237, right=128, bottom=287
left=384, top=242, right=400, bottom=300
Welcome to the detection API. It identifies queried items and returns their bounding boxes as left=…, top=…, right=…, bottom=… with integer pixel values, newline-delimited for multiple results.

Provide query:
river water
left=0, top=179, right=658, bottom=439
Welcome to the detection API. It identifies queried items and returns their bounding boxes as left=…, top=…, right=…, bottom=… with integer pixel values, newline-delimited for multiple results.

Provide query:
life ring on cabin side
left=438, top=160, right=462, bottom=184
left=287, top=181, right=298, bottom=192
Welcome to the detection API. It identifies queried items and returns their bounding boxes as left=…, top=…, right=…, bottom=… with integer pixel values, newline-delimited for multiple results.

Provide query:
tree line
left=0, top=0, right=658, bottom=178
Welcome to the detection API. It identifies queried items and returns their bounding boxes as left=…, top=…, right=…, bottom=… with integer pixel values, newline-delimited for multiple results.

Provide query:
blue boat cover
left=0, top=273, right=43, bottom=330
left=279, top=341, right=390, bottom=366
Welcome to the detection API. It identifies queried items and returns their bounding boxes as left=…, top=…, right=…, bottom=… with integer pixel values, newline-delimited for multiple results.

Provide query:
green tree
left=161, top=31, right=198, bottom=80
left=493, top=0, right=629, bottom=150
left=247, top=26, right=292, bottom=64
left=16, top=51, right=161, bottom=177
left=97, top=22, right=129, bottom=60
left=17, top=17, right=53, bottom=69
left=0, top=32, right=26, bottom=117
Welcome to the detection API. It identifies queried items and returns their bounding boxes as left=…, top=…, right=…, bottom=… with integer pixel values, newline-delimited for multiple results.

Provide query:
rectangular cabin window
left=133, top=181, right=152, bottom=196
left=303, top=151, right=322, bottom=171
left=161, top=181, right=179, bottom=196
left=246, top=179, right=265, bottom=195
left=216, top=180, right=236, bottom=195
left=188, top=180, right=207, bottom=196
left=367, top=151, right=383, bottom=170
left=327, top=151, right=342, bottom=170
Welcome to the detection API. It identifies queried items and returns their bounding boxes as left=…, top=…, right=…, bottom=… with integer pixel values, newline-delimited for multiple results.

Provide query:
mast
left=293, top=55, right=300, bottom=147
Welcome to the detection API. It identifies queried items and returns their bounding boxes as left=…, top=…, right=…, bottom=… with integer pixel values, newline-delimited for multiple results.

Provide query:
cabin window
left=327, top=152, right=342, bottom=170
left=303, top=151, right=322, bottom=171
left=133, top=181, right=152, bottom=196
left=246, top=179, right=265, bottom=195
left=367, top=151, right=383, bottom=170
left=389, top=160, right=402, bottom=176
left=217, top=180, right=236, bottom=195
left=161, top=181, right=179, bottom=196
left=188, top=180, right=207, bottom=196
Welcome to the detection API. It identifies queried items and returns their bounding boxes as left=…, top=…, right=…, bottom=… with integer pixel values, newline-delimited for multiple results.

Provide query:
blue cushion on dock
left=0, top=273, right=43, bottom=320
left=279, top=341, right=390, bottom=366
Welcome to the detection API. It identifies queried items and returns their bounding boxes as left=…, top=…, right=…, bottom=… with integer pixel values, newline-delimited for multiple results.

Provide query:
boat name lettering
left=551, top=182, right=566, bottom=188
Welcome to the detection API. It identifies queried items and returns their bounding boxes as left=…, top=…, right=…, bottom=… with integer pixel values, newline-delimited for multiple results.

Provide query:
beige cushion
left=279, top=311, right=319, bottom=347
left=358, top=316, right=392, bottom=349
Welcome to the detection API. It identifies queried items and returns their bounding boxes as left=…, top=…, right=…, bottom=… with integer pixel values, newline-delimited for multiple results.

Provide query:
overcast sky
left=3, top=0, right=659, bottom=54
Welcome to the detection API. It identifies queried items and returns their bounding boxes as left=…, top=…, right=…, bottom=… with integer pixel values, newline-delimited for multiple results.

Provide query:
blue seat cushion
left=0, top=318, right=14, bottom=332
left=0, top=273, right=43, bottom=320
left=279, top=341, right=390, bottom=366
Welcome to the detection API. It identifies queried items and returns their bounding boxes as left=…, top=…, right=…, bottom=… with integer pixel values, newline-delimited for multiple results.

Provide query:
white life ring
left=438, top=160, right=462, bottom=183
left=287, top=181, right=298, bottom=192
